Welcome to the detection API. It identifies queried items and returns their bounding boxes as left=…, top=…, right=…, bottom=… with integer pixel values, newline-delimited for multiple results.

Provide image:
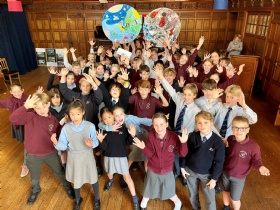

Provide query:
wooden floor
left=1, top=67, right=280, bottom=210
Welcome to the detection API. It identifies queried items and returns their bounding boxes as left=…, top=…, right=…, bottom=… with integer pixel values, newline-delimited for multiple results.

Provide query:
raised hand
left=36, top=86, right=44, bottom=94
left=166, top=53, right=172, bottom=62
left=178, top=76, right=185, bottom=88
left=163, top=36, right=170, bottom=48
left=153, top=65, right=163, bottom=80
left=226, top=67, right=236, bottom=78
left=85, top=138, right=93, bottom=147
left=60, top=67, right=69, bottom=76
left=119, top=68, right=129, bottom=81
left=197, top=36, right=205, bottom=50
left=237, top=64, right=245, bottom=75
left=88, top=38, right=96, bottom=46
left=204, top=53, right=211, bottom=60
left=192, top=68, right=198, bottom=78
left=96, top=129, right=107, bottom=142
left=133, top=137, right=145, bottom=149
left=172, top=41, right=179, bottom=49
left=128, top=124, right=136, bottom=137
left=154, top=85, right=163, bottom=96
left=63, top=47, right=69, bottom=55
left=216, top=64, right=223, bottom=73
left=97, top=46, right=104, bottom=56
left=50, top=133, right=58, bottom=145
left=70, top=47, right=76, bottom=54
left=237, top=91, right=246, bottom=108
left=90, top=68, right=96, bottom=79
left=178, top=128, right=188, bottom=143
left=48, top=66, right=57, bottom=74
left=24, top=94, right=40, bottom=109
left=106, top=49, right=113, bottom=57
left=187, top=65, right=193, bottom=74
left=212, top=88, right=224, bottom=99
left=131, top=87, right=137, bottom=95
left=82, top=73, right=96, bottom=87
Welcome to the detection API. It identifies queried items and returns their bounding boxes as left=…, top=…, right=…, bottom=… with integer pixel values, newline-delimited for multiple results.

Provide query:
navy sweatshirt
left=180, top=131, right=225, bottom=180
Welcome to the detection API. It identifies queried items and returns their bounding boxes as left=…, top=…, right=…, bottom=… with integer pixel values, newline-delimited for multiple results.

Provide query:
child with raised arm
left=221, top=116, right=270, bottom=210
left=210, top=84, right=258, bottom=139
left=51, top=100, right=100, bottom=210
left=9, top=93, right=75, bottom=205
left=133, top=113, right=188, bottom=210
left=0, top=83, right=29, bottom=177
left=97, top=107, right=140, bottom=210
left=180, top=111, right=225, bottom=210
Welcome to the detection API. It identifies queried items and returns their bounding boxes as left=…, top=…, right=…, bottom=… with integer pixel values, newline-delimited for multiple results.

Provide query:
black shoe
left=27, top=190, right=41, bottom=205
left=140, top=207, right=146, bottom=210
left=104, top=180, right=114, bottom=191
left=73, top=197, right=83, bottom=210
left=182, top=177, right=188, bottom=187
left=119, top=177, right=128, bottom=190
left=94, top=199, right=100, bottom=210
left=97, top=166, right=103, bottom=177
left=134, top=203, right=140, bottom=210
left=215, top=185, right=223, bottom=194
left=221, top=205, right=230, bottom=210
left=131, top=162, right=141, bottom=171
left=65, top=186, right=75, bottom=199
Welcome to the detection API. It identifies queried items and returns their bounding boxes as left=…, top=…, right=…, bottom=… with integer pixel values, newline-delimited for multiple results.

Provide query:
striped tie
left=174, top=104, right=187, bottom=133
left=219, top=107, right=233, bottom=138
left=202, top=136, right=207, bottom=144
left=111, top=100, right=117, bottom=107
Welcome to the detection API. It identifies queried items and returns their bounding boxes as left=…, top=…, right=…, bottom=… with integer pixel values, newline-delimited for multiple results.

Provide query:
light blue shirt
left=195, top=96, right=219, bottom=112
left=210, top=103, right=258, bottom=138
left=161, top=78, right=201, bottom=133
left=98, top=114, right=152, bottom=133
left=200, top=131, right=213, bottom=142
left=55, top=120, right=99, bottom=151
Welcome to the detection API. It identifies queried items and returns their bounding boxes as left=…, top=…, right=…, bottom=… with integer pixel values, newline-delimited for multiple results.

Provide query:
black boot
left=94, top=199, right=101, bottom=210
left=73, top=197, right=83, bottom=210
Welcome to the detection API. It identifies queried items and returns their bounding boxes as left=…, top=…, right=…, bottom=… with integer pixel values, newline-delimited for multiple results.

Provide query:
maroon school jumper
left=195, top=64, right=227, bottom=83
left=223, top=135, right=263, bottom=179
left=10, top=106, right=59, bottom=156
left=143, top=129, right=188, bottom=175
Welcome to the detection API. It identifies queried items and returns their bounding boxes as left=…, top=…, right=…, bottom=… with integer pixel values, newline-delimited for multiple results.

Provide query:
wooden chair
left=0, top=70, right=8, bottom=90
left=0, top=58, right=21, bottom=85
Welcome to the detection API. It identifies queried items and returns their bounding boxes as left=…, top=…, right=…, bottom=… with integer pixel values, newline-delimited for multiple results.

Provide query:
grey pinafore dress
left=65, top=122, right=98, bottom=188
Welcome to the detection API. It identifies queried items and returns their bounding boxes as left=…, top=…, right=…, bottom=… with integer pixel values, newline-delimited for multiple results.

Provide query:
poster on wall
left=35, top=48, right=46, bottom=66
left=56, top=49, right=64, bottom=67
left=46, top=48, right=57, bottom=66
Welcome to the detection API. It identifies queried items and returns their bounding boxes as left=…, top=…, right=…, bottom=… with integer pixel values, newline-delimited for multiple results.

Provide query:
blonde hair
left=152, top=112, right=168, bottom=123
left=183, top=83, right=198, bottom=96
left=72, top=61, right=80, bottom=68
left=225, top=84, right=242, bottom=96
left=110, top=64, right=120, bottom=71
left=195, top=111, right=214, bottom=123
left=203, top=58, right=214, bottom=65
left=164, top=68, right=176, bottom=76
left=33, top=93, right=49, bottom=105
left=232, top=116, right=249, bottom=126
left=79, top=77, right=91, bottom=86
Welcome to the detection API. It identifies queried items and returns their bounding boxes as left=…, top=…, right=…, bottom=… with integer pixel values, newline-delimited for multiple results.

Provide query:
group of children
left=0, top=35, right=270, bottom=210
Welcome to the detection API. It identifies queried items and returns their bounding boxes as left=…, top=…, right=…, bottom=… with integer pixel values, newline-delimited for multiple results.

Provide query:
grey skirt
left=104, top=156, right=129, bottom=175
left=143, top=169, right=175, bottom=200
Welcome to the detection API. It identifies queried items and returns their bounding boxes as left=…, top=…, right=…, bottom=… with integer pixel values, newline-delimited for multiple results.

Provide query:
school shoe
left=94, top=199, right=100, bottom=210
left=65, top=186, right=75, bottom=199
left=73, top=197, right=83, bottom=210
left=182, top=177, right=188, bottom=187
left=221, top=205, right=230, bottom=210
left=97, top=166, right=103, bottom=177
left=215, top=185, right=223, bottom=194
left=119, top=177, right=128, bottom=190
left=140, top=208, right=146, bottom=210
left=131, top=162, right=142, bottom=171
left=20, top=165, right=29, bottom=178
left=134, top=203, right=140, bottom=210
left=104, top=180, right=114, bottom=191
left=27, top=190, right=41, bottom=205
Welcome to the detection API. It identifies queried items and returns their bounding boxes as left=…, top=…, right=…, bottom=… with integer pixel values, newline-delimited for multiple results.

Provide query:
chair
left=0, top=70, right=8, bottom=90
left=0, top=58, right=21, bottom=85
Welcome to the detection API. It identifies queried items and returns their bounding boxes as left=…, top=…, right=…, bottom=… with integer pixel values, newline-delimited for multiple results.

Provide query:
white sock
left=140, top=197, right=149, bottom=208
left=173, top=200, right=182, bottom=210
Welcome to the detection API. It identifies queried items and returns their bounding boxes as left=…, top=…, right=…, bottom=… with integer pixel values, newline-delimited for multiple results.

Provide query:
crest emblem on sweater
left=239, top=150, right=247, bottom=158
left=49, top=124, right=54, bottom=132
left=119, top=131, right=123, bottom=135
left=86, top=100, right=90, bottom=104
left=146, top=103, right=150, bottom=109
left=168, top=145, right=174, bottom=152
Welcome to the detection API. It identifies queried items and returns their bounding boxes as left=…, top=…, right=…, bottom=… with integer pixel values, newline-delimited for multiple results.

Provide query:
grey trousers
left=26, top=151, right=71, bottom=193
left=185, top=167, right=216, bottom=210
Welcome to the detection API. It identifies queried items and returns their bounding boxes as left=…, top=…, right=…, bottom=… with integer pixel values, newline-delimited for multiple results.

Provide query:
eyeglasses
left=232, top=126, right=249, bottom=132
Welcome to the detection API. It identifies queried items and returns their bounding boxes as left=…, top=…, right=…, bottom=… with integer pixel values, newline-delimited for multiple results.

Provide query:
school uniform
left=55, top=120, right=99, bottom=188
left=195, top=64, right=227, bottom=83
left=143, top=129, right=188, bottom=199
left=180, top=131, right=225, bottom=210
left=0, top=94, right=28, bottom=142
left=9, top=106, right=72, bottom=193
left=99, top=124, right=133, bottom=175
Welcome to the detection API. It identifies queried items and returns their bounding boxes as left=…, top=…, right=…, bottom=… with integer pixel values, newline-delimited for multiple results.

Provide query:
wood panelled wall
left=24, top=1, right=236, bottom=58
left=229, top=0, right=280, bottom=108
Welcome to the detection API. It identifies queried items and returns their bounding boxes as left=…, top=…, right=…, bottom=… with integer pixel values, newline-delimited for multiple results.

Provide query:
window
left=246, top=14, right=270, bottom=37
